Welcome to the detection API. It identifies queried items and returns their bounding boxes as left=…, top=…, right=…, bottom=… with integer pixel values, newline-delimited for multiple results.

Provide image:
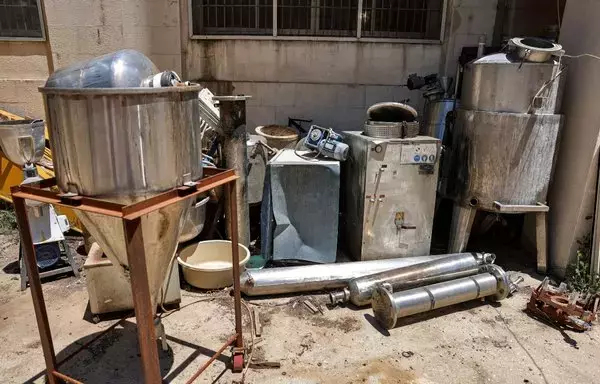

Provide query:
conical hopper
left=0, top=119, right=46, bottom=167
left=39, top=84, right=203, bottom=311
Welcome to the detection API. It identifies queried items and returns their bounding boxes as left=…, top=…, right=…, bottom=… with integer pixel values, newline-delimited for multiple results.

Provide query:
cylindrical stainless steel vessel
left=450, top=110, right=562, bottom=210
left=422, top=99, right=455, bottom=140
left=372, top=265, right=511, bottom=329
left=240, top=255, right=448, bottom=296
left=40, top=83, right=203, bottom=310
left=329, top=252, right=495, bottom=307
left=460, top=53, right=562, bottom=114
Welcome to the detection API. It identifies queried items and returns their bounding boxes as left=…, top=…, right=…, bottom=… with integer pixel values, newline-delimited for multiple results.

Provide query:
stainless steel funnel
left=39, top=85, right=203, bottom=310
left=0, top=119, right=46, bottom=166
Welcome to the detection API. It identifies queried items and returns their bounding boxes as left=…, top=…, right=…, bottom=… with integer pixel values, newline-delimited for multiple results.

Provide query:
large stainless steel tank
left=40, top=82, right=202, bottom=309
left=448, top=48, right=563, bottom=257
left=461, top=53, right=562, bottom=114
left=451, top=111, right=562, bottom=210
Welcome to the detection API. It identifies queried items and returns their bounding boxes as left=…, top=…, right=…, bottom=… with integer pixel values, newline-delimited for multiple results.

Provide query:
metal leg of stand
left=535, top=211, right=548, bottom=274
left=226, top=180, right=245, bottom=372
left=448, top=203, right=477, bottom=253
left=13, top=197, right=58, bottom=384
left=123, top=217, right=162, bottom=384
left=19, top=243, right=27, bottom=291
left=62, top=239, right=80, bottom=277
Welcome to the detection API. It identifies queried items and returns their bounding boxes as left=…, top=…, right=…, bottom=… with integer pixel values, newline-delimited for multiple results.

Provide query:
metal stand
left=448, top=201, right=549, bottom=274
left=11, top=168, right=245, bottom=384
left=19, top=239, right=79, bottom=291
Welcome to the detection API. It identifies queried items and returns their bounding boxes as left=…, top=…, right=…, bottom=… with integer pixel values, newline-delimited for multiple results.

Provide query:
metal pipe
left=240, top=255, right=450, bottom=296
left=330, top=252, right=495, bottom=307
left=372, top=265, right=514, bottom=329
left=215, top=96, right=251, bottom=246
left=185, top=333, right=238, bottom=384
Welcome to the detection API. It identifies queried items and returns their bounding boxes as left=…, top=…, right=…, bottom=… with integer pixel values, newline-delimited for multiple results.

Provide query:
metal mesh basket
left=364, top=121, right=420, bottom=139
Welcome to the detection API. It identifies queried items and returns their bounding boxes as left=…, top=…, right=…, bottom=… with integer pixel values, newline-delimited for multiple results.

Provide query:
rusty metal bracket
left=11, top=168, right=245, bottom=384
left=526, top=277, right=596, bottom=332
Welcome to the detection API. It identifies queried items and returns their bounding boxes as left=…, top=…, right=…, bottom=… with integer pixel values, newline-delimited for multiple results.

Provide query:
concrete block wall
left=233, top=82, right=416, bottom=132
left=441, top=0, right=498, bottom=76
left=185, top=1, right=498, bottom=131
left=0, top=0, right=182, bottom=119
left=0, top=41, right=48, bottom=117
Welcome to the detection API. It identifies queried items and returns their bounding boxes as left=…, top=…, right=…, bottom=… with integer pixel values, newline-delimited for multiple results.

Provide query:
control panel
left=400, top=143, right=438, bottom=164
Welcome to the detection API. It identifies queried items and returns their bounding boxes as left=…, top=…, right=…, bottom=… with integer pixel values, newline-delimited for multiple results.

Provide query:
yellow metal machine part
left=0, top=109, right=82, bottom=232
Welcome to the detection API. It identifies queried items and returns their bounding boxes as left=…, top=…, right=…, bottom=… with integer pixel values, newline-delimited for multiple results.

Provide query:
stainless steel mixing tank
left=40, top=84, right=203, bottom=309
left=448, top=44, right=564, bottom=268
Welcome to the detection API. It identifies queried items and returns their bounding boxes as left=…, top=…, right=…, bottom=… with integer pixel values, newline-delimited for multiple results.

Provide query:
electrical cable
left=240, top=299, right=255, bottom=382
left=563, top=53, right=600, bottom=61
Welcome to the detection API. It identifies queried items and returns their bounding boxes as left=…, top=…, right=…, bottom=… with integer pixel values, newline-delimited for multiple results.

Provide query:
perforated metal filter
left=364, top=121, right=420, bottom=139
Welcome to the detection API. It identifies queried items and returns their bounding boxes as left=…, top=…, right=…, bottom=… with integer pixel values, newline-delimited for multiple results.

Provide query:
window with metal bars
left=191, top=0, right=445, bottom=40
left=362, top=0, right=443, bottom=39
left=0, top=0, right=44, bottom=40
left=192, top=0, right=273, bottom=35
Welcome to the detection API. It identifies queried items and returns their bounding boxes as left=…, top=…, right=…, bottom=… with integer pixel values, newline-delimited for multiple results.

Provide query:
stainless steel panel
left=342, top=132, right=440, bottom=260
left=450, top=110, right=562, bottom=211
left=267, top=149, right=340, bottom=263
left=461, top=53, right=562, bottom=114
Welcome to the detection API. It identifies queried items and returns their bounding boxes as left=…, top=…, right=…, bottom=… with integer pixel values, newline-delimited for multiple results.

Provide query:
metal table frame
left=11, top=168, right=245, bottom=384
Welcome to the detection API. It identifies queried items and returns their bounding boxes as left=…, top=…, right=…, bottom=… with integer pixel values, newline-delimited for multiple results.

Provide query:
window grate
left=278, top=0, right=358, bottom=37
left=362, top=0, right=443, bottom=39
left=192, top=0, right=273, bottom=36
left=191, top=0, right=445, bottom=40
left=0, top=0, right=44, bottom=40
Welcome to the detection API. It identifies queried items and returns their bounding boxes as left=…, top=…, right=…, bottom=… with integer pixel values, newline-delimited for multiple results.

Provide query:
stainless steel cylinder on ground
left=240, top=255, right=449, bottom=296
left=372, top=265, right=512, bottom=329
left=215, top=96, right=251, bottom=247
left=329, top=252, right=495, bottom=307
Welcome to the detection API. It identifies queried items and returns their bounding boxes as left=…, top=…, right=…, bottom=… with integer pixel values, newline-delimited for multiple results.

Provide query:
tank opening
left=469, top=198, right=479, bottom=207
left=520, top=37, right=554, bottom=50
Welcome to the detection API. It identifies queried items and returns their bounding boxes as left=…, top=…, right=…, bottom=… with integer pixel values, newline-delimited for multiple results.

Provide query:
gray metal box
left=341, top=132, right=440, bottom=260
left=264, top=149, right=340, bottom=263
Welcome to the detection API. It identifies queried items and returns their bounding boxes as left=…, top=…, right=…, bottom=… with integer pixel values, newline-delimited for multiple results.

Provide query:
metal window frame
left=0, top=0, right=46, bottom=41
left=189, top=0, right=447, bottom=44
left=190, top=0, right=274, bottom=37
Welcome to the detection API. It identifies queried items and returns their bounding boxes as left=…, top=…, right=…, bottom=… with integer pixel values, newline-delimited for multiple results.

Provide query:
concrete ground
left=1, top=231, right=599, bottom=384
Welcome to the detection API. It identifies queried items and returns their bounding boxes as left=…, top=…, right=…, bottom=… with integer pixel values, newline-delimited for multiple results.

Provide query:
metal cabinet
left=341, top=132, right=440, bottom=260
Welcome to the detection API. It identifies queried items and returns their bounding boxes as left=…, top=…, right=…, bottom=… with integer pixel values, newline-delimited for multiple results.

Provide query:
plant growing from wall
left=565, top=234, right=600, bottom=295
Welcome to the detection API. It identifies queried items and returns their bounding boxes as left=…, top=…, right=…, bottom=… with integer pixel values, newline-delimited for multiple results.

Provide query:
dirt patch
left=353, top=360, right=418, bottom=384
left=307, top=315, right=361, bottom=333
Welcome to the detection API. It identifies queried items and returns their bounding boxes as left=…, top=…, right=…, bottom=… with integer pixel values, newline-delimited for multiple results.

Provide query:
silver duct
left=372, top=265, right=519, bottom=329
left=240, top=255, right=448, bottom=296
left=329, top=252, right=495, bottom=307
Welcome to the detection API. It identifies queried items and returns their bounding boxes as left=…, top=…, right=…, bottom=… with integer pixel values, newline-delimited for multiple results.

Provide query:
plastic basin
left=177, top=240, right=250, bottom=289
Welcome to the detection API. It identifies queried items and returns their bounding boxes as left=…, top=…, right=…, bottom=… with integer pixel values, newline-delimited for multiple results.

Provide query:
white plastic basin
left=177, top=240, right=250, bottom=289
